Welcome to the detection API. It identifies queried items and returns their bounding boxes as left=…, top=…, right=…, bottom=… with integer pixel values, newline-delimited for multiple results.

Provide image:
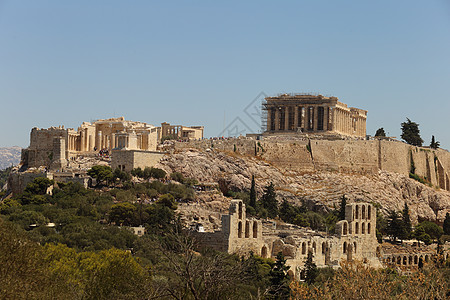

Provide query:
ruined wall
left=7, top=171, right=53, bottom=196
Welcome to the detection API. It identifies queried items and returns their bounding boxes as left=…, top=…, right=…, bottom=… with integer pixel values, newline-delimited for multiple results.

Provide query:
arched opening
left=362, top=205, right=366, bottom=219
left=238, top=202, right=243, bottom=219
left=361, top=223, right=365, bottom=234
left=355, top=205, right=359, bottom=219
left=367, top=223, right=371, bottom=234
left=387, top=257, right=391, bottom=263
left=414, top=255, right=418, bottom=264
left=302, top=242, right=306, bottom=255
left=355, top=222, right=359, bottom=234
left=312, top=242, right=316, bottom=253
left=408, top=256, right=412, bottom=265
left=368, top=206, right=371, bottom=220
left=397, top=256, right=401, bottom=264
left=253, top=221, right=258, bottom=238
left=261, top=246, right=268, bottom=258
left=322, top=242, right=326, bottom=254
left=353, top=242, right=357, bottom=253
left=343, top=242, right=347, bottom=254
left=425, top=255, right=429, bottom=262
left=238, top=221, right=242, bottom=238
left=343, top=222, right=348, bottom=235
left=287, top=270, right=294, bottom=278
left=245, top=221, right=250, bottom=238
left=403, top=256, right=407, bottom=265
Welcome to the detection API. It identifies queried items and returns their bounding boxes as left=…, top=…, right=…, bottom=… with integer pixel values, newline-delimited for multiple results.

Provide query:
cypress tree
left=249, top=175, right=256, bottom=208
left=386, top=210, right=402, bottom=241
left=443, top=212, right=450, bottom=235
left=268, top=252, right=291, bottom=299
left=339, top=195, right=347, bottom=220
left=261, top=182, right=278, bottom=219
left=304, top=250, right=318, bottom=285
left=400, top=203, right=412, bottom=240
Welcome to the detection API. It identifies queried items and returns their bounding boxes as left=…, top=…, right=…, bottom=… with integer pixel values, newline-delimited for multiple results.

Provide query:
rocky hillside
left=155, top=148, right=450, bottom=224
left=0, top=146, right=21, bottom=170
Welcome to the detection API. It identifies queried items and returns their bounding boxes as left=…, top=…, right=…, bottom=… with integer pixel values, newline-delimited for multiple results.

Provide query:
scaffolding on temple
left=261, top=98, right=268, bottom=133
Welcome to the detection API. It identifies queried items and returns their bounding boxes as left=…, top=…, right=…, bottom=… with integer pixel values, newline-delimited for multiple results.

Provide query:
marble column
left=274, top=108, right=280, bottom=131
left=294, top=106, right=299, bottom=131
left=284, top=106, right=289, bottom=131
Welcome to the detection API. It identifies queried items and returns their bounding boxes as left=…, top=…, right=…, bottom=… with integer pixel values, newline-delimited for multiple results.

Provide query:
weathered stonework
left=263, top=94, right=367, bottom=137
left=111, top=150, right=165, bottom=172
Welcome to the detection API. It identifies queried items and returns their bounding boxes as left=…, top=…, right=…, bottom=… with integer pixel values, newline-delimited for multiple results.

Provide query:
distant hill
left=0, top=146, right=21, bottom=170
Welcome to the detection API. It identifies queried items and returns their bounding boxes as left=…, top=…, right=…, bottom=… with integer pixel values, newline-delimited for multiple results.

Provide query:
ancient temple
left=263, top=94, right=367, bottom=137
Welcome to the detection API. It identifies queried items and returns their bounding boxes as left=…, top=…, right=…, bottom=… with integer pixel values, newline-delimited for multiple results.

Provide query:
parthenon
left=263, top=94, right=367, bottom=137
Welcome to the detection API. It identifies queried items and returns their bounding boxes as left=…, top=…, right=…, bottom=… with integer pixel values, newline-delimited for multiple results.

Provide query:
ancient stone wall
left=111, top=150, right=165, bottom=172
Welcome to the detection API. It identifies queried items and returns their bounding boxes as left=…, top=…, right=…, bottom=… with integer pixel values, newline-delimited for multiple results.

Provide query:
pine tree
left=430, top=135, right=440, bottom=149
left=400, top=203, right=412, bottom=240
left=443, top=212, right=450, bottom=235
left=338, top=195, right=347, bottom=220
left=261, top=182, right=278, bottom=219
left=375, top=128, right=386, bottom=137
left=401, top=118, right=423, bottom=146
left=386, top=210, right=402, bottom=241
left=268, top=252, right=291, bottom=299
left=249, top=175, right=256, bottom=208
left=304, top=250, right=318, bottom=285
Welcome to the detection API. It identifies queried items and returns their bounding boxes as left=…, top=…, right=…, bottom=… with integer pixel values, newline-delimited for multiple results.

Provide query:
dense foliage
left=401, top=118, right=423, bottom=146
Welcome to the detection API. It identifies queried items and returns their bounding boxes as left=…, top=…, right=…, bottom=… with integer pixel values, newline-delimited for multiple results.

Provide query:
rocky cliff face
left=0, top=146, right=21, bottom=170
left=156, top=148, right=450, bottom=223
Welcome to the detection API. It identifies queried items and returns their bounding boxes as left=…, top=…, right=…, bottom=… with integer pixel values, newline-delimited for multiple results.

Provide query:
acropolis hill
left=8, top=94, right=450, bottom=225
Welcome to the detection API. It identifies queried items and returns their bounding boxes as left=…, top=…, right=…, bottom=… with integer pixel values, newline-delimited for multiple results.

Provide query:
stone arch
left=302, top=242, right=306, bottom=255
left=355, top=222, right=359, bottom=234
left=408, top=256, right=412, bottom=265
left=322, top=242, right=326, bottom=254
left=238, top=221, right=242, bottom=238
left=343, top=222, right=348, bottom=235
left=353, top=242, right=357, bottom=254
left=245, top=221, right=250, bottom=238
left=368, top=205, right=371, bottom=220
left=397, top=256, right=401, bottom=264
left=253, top=221, right=258, bottom=238
left=414, top=255, right=418, bottom=264
left=343, top=241, right=347, bottom=254
left=261, top=246, right=268, bottom=258
left=361, top=222, right=365, bottom=234
left=355, top=205, right=359, bottom=219
left=367, top=223, right=371, bottom=234
left=238, top=201, right=243, bottom=219
left=362, top=205, right=366, bottom=219
left=403, top=256, right=407, bottom=265
left=312, top=242, right=316, bottom=253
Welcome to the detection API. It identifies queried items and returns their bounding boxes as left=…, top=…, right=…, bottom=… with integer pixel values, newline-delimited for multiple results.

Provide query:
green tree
left=260, top=182, right=278, bottom=219
left=443, top=212, right=450, bottom=235
left=150, top=167, right=166, bottom=179
left=338, top=195, right=347, bottom=220
left=430, top=135, right=440, bottom=149
left=249, top=175, right=256, bottom=209
left=109, top=202, right=136, bottom=226
left=399, top=202, right=412, bottom=240
left=401, top=118, right=423, bottom=146
left=279, top=200, right=297, bottom=224
left=414, top=221, right=443, bottom=241
left=386, top=210, right=402, bottom=241
left=268, top=252, right=291, bottom=299
left=87, top=165, right=113, bottom=186
left=304, top=250, right=318, bottom=285
left=375, top=128, right=386, bottom=137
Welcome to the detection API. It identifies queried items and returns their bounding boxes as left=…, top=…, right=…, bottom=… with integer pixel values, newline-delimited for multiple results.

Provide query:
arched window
left=425, top=255, right=429, bottom=262
left=245, top=221, right=250, bottom=238
left=403, top=256, right=407, bottom=265
left=238, top=221, right=242, bottom=238
left=397, top=256, right=401, bottom=264
left=367, top=223, right=371, bottom=234
left=302, top=242, right=306, bottom=255
left=261, top=246, right=268, bottom=258
left=312, top=242, right=316, bottom=253
left=238, top=202, right=243, bottom=219
left=362, top=223, right=365, bottom=234
left=355, top=222, right=359, bottom=234
left=414, top=256, right=418, bottom=264
left=355, top=205, right=359, bottom=219
left=353, top=242, right=357, bottom=253
left=368, top=205, right=371, bottom=220
left=343, top=242, right=347, bottom=254
left=408, top=256, right=412, bottom=265
left=322, top=242, right=326, bottom=254
left=253, top=221, right=258, bottom=238
left=343, top=222, right=348, bottom=235
left=362, top=205, right=366, bottom=219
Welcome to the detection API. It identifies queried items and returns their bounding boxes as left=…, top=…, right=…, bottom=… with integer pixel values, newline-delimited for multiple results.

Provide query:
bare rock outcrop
left=157, top=149, right=450, bottom=223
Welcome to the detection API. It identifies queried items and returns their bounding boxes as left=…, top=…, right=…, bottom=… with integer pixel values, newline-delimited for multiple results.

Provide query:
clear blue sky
left=1, top=1, right=449, bottom=149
